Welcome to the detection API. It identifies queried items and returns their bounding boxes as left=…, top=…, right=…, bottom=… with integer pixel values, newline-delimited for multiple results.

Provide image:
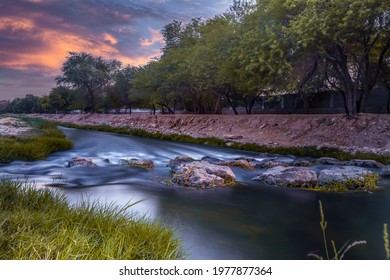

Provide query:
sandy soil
left=0, top=117, right=32, bottom=136
left=36, top=113, right=390, bottom=155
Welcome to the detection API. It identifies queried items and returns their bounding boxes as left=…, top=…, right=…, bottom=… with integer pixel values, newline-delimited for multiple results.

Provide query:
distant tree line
left=2, top=0, right=389, bottom=117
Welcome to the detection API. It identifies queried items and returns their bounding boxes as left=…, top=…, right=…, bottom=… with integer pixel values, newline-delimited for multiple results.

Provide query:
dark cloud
left=0, top=68, right=55, bottom=99
left=0, top=0, right=231, bottom=100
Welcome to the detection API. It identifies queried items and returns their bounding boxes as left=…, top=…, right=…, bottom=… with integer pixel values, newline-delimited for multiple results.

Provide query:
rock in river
left=318, top=166, right=373, bottom=186
left=167, top=155, right=195, bottom=170
left=347, top=159, right=384, bottom=169
left=381, top=166, right=390, bottom=177
left=171, top=161, right=236, bottom=189
left=254, top=158, right=289, bottom=168
left=120, top=158, right=154, bottom=169
left=68, top=157, right=97, bottom=168
left=253, top=166, right=318, bottom=187
left=315, top=157, right=343, bottom=166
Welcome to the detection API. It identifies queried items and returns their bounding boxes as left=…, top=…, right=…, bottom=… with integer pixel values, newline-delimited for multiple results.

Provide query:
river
left=1, top=127, right=389, bottom=260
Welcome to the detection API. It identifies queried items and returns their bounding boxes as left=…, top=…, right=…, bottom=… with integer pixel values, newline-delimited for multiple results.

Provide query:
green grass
left=0, top=117, right=73, bottom=163
left=0, top=179, right=183, bottom=260
left=49, top=121, right=390, bottom=164
left=302, top=173, right=380, bottom=193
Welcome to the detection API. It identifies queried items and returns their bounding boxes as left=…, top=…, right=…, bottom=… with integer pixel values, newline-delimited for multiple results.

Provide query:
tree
left=286, top=0, right=390, bottom=117
left=56, top=52, right=121, bottom=113
left=6, top=95, right=42, bottom=113
left=113, top=66, right=138, bottom=113
left=49, top=86, right=75, bottom=114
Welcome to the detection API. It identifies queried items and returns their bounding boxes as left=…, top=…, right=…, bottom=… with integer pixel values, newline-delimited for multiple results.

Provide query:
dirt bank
left=0, top=117, right=32, bottom=136
left=37, top=113, right=390, bottom=155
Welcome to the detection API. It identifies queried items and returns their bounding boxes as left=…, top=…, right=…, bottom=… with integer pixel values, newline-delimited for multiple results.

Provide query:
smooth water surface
left=1, top=127, right=389, bottom=260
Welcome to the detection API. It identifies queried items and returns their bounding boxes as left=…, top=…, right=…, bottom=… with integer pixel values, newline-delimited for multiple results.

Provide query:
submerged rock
left=381, top=166, right=390, bottom=177
left=216, top=159, right=255, bottom=170
left=120, top=158, right=154, bottom=169
left=290, top=159, right=313, bottom=167
left=318, top=166, right=373, bottom=186
left=200, top=156, right=221, bottom=164
left=316, top=157, right=342, bottom=165
left=167, top=155, right=195, bottom=170
left=254, top=158, right=289, bottom=169
left=253, top=166, right=317, bottom=187
left=172, top=161, right=236, bottom=189
left=68, top=157, right=97, bottom=168
left=347, top=159, right=384, bottom=169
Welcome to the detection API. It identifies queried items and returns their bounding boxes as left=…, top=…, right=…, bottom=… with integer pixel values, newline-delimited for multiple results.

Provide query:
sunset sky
left=0, top=0, right=230, bottom=100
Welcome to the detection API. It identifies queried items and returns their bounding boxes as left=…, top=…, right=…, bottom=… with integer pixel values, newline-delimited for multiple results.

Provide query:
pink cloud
left=139, top=27, right=164, bottom=48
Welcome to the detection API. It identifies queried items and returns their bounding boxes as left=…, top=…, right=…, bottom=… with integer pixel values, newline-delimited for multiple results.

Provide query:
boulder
left=216, top=159, right=255, bottom=170
left=318, top=166, right=373, bottom=186
left=172, top=161, right=236, bottom=189
left=167, top=155, right=195, bottom=170
left=347, top=159, right=384, bottom=169
left=316, top=157, right=343, bottom=165
left=120, top=158, right=154, bottom=169
left=381, top=166, right=390, bottom=177
left=290, top=159, right=313, bottom=167
left=254, top=158, right=289, bottom=168
left=253, top=166, right=317, bottom=187
left=200, top=156, right=221, bottom=164
left=68, top=157, right=97, bottom=168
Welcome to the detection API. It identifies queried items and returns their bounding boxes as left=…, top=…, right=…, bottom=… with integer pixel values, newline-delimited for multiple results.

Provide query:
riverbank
left=0, top=117, right=73, bottom=163
left=36, top=113, right=390, bottom=158
left=0, top=179, right=182, bottom=260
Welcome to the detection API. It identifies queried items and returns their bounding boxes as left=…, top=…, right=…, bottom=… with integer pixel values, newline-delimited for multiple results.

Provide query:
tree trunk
left=213, top=96, right=222, bottom=114
left=89, top=90, right=96, bottom=113
left=225, top=89, right=238, bottom=115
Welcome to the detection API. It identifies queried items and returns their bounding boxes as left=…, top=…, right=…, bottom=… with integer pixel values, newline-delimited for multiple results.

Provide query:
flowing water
left=1, top=127, right=390, bottom=260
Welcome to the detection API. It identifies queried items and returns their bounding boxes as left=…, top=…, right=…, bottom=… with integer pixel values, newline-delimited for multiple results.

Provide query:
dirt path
left=36, top=113, right=390, bottom=155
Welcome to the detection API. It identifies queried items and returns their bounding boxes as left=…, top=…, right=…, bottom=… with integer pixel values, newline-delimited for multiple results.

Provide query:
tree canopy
left=56, top=52, right=121, bottom=113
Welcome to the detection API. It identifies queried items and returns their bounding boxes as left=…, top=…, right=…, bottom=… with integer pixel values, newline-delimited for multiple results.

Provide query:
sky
left=0, top=0, right=231, bottom=100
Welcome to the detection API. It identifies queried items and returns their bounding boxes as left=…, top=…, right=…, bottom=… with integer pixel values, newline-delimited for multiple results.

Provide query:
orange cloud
left=0, top=17, right=34, bottom=32
left=103, top=33, right=118, bottom=45
left=0, top=16, right=158, bottom=73
left=140, top=27, right=164, bottom=48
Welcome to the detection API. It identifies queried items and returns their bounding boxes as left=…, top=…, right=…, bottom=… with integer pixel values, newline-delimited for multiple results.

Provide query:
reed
left=384, top=224, right=390, bottom=260
left=308, top=200, right=366, bottom=260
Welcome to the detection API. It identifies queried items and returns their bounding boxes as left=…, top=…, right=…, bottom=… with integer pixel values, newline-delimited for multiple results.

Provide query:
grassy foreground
left=0, top=180, right=182, bottom=260
left=0, top=117, right=73, bottom=163
left=55, top=121, right=390, bottom=164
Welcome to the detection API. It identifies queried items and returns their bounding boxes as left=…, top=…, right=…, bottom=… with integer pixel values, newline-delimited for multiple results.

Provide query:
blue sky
left=0, top=0, right=231, bottom=100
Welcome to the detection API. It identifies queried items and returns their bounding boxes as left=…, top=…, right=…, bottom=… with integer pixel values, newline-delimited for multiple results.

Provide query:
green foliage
left=304, top=173, right=380, bottom=193
left=0, top=118, right=73, bottom=163
left=5, top=95, right=43, bottom=114
left=56, top=52, right=122, bottom=113
left=48, top=86, right=77, bottom=113
left=0, top=180, right=182, bottom=260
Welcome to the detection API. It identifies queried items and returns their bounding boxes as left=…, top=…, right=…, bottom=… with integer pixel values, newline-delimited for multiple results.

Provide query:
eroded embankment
left=36, top=113, right=390, bottom=155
